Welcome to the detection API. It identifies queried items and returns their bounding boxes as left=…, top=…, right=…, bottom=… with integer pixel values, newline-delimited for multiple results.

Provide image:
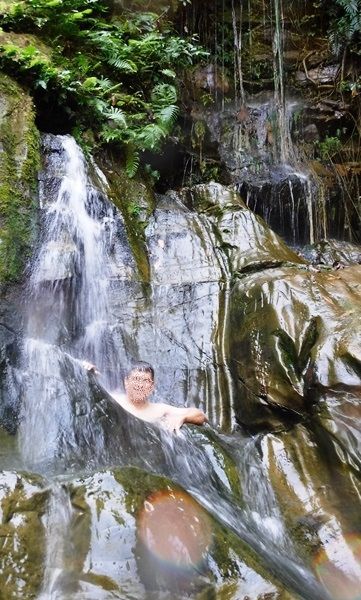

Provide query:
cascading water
left=16, top=135, right=124, bottom=468
left=30, top=135, right=119, bottom=384
left=273, top=0, right=290, bottom=165
left=38, top=485, right=74, bottom=600
left=229, top=93, right=320, bottom=245
left=231, top=0, right=245, bottom=106
left=155, top=428, right=332, bottom=600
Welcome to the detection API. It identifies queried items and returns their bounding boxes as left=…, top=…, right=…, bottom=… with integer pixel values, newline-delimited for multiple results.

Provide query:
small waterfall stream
left=29, top=135, right=119, bottom=387
left=38, top=485, right=74, bottom=600
left=17, top=136, right=125, bottom=468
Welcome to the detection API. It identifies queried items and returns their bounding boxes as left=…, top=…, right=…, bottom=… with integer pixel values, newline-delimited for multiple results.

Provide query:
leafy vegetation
left=316, top=135, right=342, bottom=161
left=326, top=0, right=361, bottom=54
left=0, top=0, right=207, bottom=175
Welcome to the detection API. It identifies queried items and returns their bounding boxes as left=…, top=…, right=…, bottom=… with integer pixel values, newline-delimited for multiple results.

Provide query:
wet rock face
left=105, top=182, right=303, bottom=429
left=264, top=423, right=361, bottom=572
left=0, top=284, right=27, bottom=436
left=64, top=467, right=285, bottom=599
left=182, top=100, right=324, bottom=246
left=0, top=471, right=48, bottom=599
left=191, top=64, right=230, bottom=96
left=182, top=183, right=305, bottom=273
left=229, top=264, right=361, bottom=433
left=302, top=239, right=361, bottom=267
left=184, top=96, right=361, bottom=245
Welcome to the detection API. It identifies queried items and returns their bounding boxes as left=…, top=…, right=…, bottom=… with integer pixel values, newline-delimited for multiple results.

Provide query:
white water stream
left=14, top=137, right=124, bottom=598
left=18, top=136, right=123, bottom=467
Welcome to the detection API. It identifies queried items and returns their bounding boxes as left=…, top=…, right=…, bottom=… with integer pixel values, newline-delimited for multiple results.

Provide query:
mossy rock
left=0, top=470, right=48, bottom=599
left=0, top=31, right=53, bottom=59
left=0, top=72, right=40, bottom=283
left=95, top=152, right=155, bottom=283
left=66, top=466, right=288, bottom=599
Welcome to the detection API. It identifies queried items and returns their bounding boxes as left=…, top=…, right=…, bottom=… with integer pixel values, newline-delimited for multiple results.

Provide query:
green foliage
left=317, top=135, right=342, bottom=160
left=125, top=145, right=140, bottom=179
left=0, top=0, right=207, bottom=176
left=324, top=0, right=361, bottom=54
left=128, top=201, right=141, bottom=218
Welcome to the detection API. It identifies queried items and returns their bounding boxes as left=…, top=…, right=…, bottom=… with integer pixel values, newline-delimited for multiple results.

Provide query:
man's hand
left=161, top=406, right=208, bottom=433
left=82, top=360, right=100, bottom=375
left=162, top=413, right=185, bottom=433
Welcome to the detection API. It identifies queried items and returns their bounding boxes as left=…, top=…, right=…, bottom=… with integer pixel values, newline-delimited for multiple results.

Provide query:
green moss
left=0, top=471, right=48, bottom=599
left=0, top=73, right=40, bottom=283
left=97, top=155, right=154, bottom=283
left=113, top=466, right=170, bottom=514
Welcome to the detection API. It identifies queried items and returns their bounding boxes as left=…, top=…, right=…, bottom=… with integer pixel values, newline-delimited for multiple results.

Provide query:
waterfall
left=17, top=135, right=123, bottom=468
left=231, top=0, right=245, bottom=106
left=273, top=0, right=290, bottom=164
left=29, top=136, right=118, bottom=384
left=38, top=484, right=74, bottom=600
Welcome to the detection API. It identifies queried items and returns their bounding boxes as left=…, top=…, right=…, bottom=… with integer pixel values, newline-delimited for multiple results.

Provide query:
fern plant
left=328, top=0, right=361, bottom=54
left=0, top=0, right=207, bottom=177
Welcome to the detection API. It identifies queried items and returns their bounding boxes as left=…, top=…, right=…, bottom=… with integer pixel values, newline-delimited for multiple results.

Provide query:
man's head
left=124, top=362, right=155, bottom=405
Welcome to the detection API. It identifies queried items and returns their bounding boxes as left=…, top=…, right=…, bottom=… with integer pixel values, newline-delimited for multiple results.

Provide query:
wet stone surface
left=0, top=470, right=48, bottom=599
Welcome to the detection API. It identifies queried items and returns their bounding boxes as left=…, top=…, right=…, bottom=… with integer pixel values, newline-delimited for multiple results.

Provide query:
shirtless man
left=84, top=360, right=208, bottom=433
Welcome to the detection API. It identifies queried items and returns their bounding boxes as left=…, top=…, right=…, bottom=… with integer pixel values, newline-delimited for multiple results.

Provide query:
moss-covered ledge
left=0, top=73, right=40, bottom=283
left=96, top=152, right=155, bottom=283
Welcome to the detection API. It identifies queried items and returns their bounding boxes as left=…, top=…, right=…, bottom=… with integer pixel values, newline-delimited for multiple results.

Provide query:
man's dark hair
left=125, top=361, right=154, bottom=381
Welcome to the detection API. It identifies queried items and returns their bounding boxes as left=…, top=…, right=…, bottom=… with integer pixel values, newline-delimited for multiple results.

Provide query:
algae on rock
left=0, top=73, right=40, bottom=283
left=67, top=466, right=289, bottom=599
left=0, top=470, right=48, bottom=599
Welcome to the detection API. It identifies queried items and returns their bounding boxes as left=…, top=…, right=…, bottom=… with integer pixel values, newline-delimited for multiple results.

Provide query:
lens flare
left=138, top=489, right=212, bottom=570
left=314, top=533, right=361, bottom=600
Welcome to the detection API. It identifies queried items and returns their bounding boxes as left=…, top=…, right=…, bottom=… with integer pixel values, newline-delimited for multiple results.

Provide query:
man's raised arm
left=161, top=405, right=208, bottom=432
left=183, top=407, right=208, bottom=426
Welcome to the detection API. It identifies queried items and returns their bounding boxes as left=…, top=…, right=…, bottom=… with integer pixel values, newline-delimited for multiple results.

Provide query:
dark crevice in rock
left=233, top=260, right=291, bottom=277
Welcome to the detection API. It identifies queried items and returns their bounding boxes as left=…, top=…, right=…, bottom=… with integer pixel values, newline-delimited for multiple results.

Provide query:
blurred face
left=124, top=369, right=154, bottom=405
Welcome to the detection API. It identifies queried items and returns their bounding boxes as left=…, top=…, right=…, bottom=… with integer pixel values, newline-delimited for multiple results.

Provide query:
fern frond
left=161, top=68, right=176, bottom=79
left=97, top=77, right=113, bottom=91
left=107, top=56, right=138, bottom=73
left=89, top=97, right=108, bottom=114
left=104, top=106, right=127, bottom=127
left=100, top=126, right=122, bottom=143
left=125, top=145, right=140, bottom=178
left=151, top=83, right=177, bottom=107
left=139, top=123, right=166, bottom=150
left=155, top=104, right=179, bottom=128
